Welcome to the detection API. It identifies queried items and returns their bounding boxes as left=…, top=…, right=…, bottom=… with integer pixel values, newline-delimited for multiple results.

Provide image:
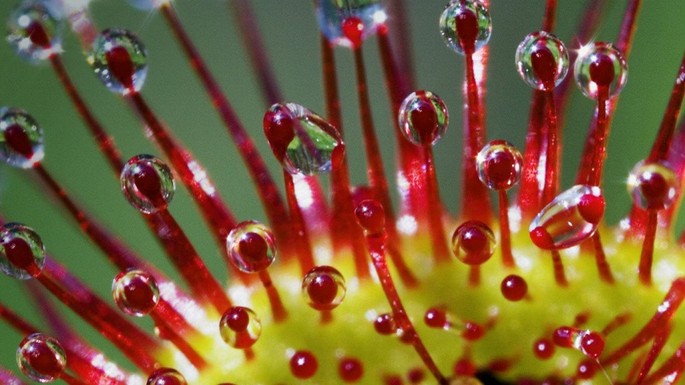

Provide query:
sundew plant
left=0, top=0, right=684, bottom=384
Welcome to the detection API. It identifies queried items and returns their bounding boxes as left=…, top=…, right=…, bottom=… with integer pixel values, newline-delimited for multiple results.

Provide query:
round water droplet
left=628, top=160, right=678, bottom=211
left=0, top=107, right=45, bottom=169
left=574, top=42, right=627, bottom=99
left=112, top=269, right=160, bottom=317
left=16, top=333, right=66, bottom=383
left=373, top=313, right=396, bottom=335
left=339, top=357, right=364, bottom=383
left=529, top=184, right=605, bottom=250
left=398, top=90, right=449, bottom=146
left=515, top=31, right=569, bottom=91
left=89, top=28, right=148, bottom=95
left=476, top=140, right=523, bottom=190
left=6, top=1, right=63, bottom=63
left=225, top=221, right=276, bottom=273
left=0, top=223, right=45, bottom=280
left=424, top=307, right=448, bottom=329
left=120, top=154, right=175, bottom=214
left=290, top=350, right=318, bottom=379
left=263, top=103, right=344, bottom=176
left=500, top=274, right=528, bottom=302
left=533, top=338, right=555, bottom=360
left=440, top=0, right=492, bottom=56
left=146, top=368, right=186, bottom=385
left=219, top=306, right=262, bottom=349
left=354, top=199, right=385, bottom=235
left=125, top=0, right=167, bottom=10
left=451, top=221, right=495, bottom=265
left=302, top=265, right=346, bottom=311
left=316, top=0, right=386, bottom=48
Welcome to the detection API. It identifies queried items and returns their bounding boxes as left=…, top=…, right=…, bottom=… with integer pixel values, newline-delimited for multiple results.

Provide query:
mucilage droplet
left=302, top=265, right=347, bottom=311
left=0, top=107, right=45, bottom=169
left=515, top=31, right=569, bottom=91
left=0, top=223, right=46, bottom=280
left=398, top=90, right=449, bottom=146
left=89, top=28, right=148, bottom=95
left=574, top=42, right=628, bottom=99
left=112, top=269, right=160, bottom=317
left=16, top=333, right=67, bottom=383
left=120, top=154, right=176, bottom=214
left=219, top=306, right=262, bottom=349
left=439, top=0, right=492, bottom=56
left=225, top=221, right=276, bottom=273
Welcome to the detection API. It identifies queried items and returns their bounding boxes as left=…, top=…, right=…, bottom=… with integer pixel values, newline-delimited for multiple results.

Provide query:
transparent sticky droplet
left=302, top=265, right=347, bottom=311
left=125, top=0, right=168, bottom=10
left=451, top=221, right=495, bottom=265
left=529, top=185, right=605, bottom=250
left=226, top=221, right=276, bottom=273
left=515, top=31, right=569, bottom=91
left=316, top=0, right=386, bottom=48
left=0, top=107, right=45, bottom=169
left=440, top=0, right=491, bottom=56
left=398, top=90, right=449, bottom=146
left=219, top=306, right=262, bottom=349
left=574, top=42, right=628, bottom=100
left=0, top=223, right=46, bottom=280
left=6, top=0, right=63, bottom=63
left=112, top=269, right=160, bottom=317
left=120, top=154, right=175, bottom=214
left=16, top=333, right=66, bottom=383
left=628, top=160, right=679, bottom=211
left=264, top=103, right=344, bottom=176
left=476, top=140, right=523, bottom=190
left=146, top=368, right=187, bottom=385
left=89, top=28, right=148, bottom=95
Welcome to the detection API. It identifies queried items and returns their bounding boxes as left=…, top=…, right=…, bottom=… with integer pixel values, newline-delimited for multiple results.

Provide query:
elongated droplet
left=302, top=265, right=346, bottom=311
left=476, top=140, right=523, bottom=191
left=451, top=221, right=495, bottom=265
left=553, top=326, right=605, bottom=360
left=219, top=306, right=262, bottom=349
left=316, top=0, right=386, bottom=48
left=529, top=185, right=605, bottom=250
left=515, top=31, right=569, bottom=91
left=6, top=1, right=62, bottom=63
left=398, top=90, right=449, bottom=146
left=439, top=0, right=492, bottom=56
left=120, top=154, right=175, bottom=214
left=628, top=160, right=679, bottom=210
left=146, top=368, right=187, bottom=385
left=0, top=107, right=44, bottom=169
left=574, top=42, right=628, bottom=100
left=0, top=223, right=45, bottom=280
left=264, top=103, right=344, bottom=176
left=226, top=221, right=276, bottom=273
left=17, top=333, right=66, bottom=383
left=424, top=307, right=486, bottom=341
left=89, top=28, right=148, bottom=95
left=112, top=269, right=160, bottom=317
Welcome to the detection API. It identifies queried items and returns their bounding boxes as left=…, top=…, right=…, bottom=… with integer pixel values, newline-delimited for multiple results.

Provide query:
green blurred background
left=0, top=0, right=683, bottom=379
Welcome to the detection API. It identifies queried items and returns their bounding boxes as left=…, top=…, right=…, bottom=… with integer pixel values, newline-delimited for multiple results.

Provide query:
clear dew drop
left=439, top=0, right=492, bottom=56
left=0, top=107, right=45, bottom=169
left=89, top=28, right=148, bottom=95
left=476, top=140, right=523, bottom=191
left=112, top=269, right=160, bottom=317
left=0, top=223, right=46, bottom=280
left=120, top=154, right=175, bottom=214
left=302, top=265, right=347, bottom=311
left=451, top=220, right=495, bottom=266
left=574, top=42, right=628, bottom=100
left=16, top=333, right=66, bottom=383
left=226, top=221, right=276, bottom=273
left=146, top=368, right=187, bottom=385
left=515, top=31, right=569, bottom=91
left=316, top=0, right=386, bottom=48
left=6, top=0, right=63, bottom=63
left=263, top=103, right=344, bottom=176
left=398, top=90, right=449, bottom=146
left=529, top=184, right=605, bottom=250
left=219, top=306, right=262, bottom=349
left=627, top=160, right=679, bottom=211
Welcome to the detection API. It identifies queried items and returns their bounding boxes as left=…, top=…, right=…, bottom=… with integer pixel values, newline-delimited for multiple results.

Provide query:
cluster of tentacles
left=1, top=0, right=685, bottom=384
